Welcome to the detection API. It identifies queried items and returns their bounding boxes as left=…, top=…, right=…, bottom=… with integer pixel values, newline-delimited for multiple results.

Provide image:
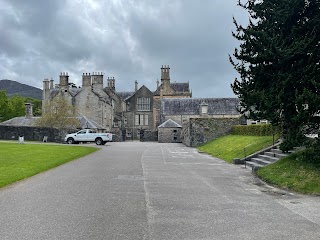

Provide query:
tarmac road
left=0, top=141, right=320, bottom=240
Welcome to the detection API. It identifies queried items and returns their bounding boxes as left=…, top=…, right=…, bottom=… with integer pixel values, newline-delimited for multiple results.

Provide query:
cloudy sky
left=0, top=0, right=248, bottom=98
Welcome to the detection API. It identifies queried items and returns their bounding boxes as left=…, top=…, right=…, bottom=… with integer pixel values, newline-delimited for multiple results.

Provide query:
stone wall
left=140, top=130, right=158, bottom=142
left=0, top=125, right=71, bottom=143
left=182, top=117, right=240, bottom=147
left=158, top=128, right=182, bottom=143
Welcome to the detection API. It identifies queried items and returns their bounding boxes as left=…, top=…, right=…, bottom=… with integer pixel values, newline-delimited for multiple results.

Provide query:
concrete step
left=271, top=148, right=283, bottom=154
left=265, top=151, right=289, bottom=159
left=251, top=157, right=272, bottom=166
left=258, top=154, right=279, bottom=162
left=245, top=161, right=263, bottom=171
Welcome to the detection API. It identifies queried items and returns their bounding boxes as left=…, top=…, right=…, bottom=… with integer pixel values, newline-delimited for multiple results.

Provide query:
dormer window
left=200, top=102, right=208, bottom=115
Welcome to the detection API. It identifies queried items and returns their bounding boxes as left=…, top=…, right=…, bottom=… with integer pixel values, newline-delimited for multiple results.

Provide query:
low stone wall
left=0, top=125, right=72, bottom=143
left=182, top=117, right=240, bottom=147
left=140, top=130, right=158, bottom=142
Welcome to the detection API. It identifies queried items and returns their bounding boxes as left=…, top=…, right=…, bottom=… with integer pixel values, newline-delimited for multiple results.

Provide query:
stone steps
left=244, top=146, right=294, bottom=172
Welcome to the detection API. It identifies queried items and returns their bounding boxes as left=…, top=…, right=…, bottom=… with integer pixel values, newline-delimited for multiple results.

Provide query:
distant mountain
left=0, top=79, right=42, bottom=100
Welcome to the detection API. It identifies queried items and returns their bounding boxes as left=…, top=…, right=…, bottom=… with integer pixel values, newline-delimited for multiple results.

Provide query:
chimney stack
left=135, top=80, right=138, bottom=92
left=25, top=103, right=33, bottom=118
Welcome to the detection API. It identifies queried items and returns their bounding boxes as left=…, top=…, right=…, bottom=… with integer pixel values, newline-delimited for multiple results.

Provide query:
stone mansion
left=42, top=65, right=240, bottom=140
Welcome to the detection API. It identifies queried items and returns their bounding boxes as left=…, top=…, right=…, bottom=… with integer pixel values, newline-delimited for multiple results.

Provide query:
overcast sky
left=0, top=0, right=248, bottom=98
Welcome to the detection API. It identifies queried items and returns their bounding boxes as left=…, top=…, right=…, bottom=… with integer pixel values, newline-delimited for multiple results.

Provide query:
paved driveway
left=0, top=142, right=319, bottom=239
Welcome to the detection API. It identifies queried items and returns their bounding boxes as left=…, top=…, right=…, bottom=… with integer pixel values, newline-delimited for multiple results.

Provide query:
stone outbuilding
left=158, top=119, right=182, bottom=143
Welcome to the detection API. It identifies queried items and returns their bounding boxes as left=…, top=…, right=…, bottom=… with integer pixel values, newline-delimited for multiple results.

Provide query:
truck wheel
left=67, top=138, right=74, bottom=144
left=95, top=138, right=103, bottom=145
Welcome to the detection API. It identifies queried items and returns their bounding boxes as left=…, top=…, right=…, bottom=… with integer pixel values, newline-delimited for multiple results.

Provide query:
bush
left=300, top=139, right=320, bottom=164
left=232, top=124, right=276, bottom=136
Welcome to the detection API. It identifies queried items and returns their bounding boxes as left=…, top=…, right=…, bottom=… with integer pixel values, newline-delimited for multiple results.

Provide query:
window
left=137, top=97, right=150, bottom=111
left=135, top=114, right=149, bottom=126
left=201, top=105, right=208, bottom=114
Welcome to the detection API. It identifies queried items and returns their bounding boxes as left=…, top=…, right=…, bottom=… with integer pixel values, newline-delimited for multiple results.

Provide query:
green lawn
left=0, top=142, right=98, bottom=188
left=198, top=135, right=275, bottom=163
left=257, top=152, right=320, bottom=195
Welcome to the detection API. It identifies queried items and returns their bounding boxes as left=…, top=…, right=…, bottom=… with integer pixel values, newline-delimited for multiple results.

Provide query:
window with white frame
left=135, top=114, right=149, bottom=126
left=137, top=97, right=150, bottom=111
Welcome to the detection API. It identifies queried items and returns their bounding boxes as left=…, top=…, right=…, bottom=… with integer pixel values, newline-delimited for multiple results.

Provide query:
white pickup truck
left=65, top=129, right=113, bottom=145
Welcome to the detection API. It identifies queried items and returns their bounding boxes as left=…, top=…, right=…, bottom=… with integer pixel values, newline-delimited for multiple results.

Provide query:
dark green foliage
left=232, top=124, right=276, bottom=136
left=230, top=0, right=320, bottom=151
left=0, top=90, right=42, bottom=122
left=301, top=138, right=320, bottom=164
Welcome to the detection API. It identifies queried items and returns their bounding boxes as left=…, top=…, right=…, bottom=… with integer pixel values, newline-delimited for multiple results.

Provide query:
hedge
left=232, top=124, right=277, bottom=136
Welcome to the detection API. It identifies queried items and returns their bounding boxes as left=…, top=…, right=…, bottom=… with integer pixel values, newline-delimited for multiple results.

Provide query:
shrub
left=232, top=124, right=277, bottom=136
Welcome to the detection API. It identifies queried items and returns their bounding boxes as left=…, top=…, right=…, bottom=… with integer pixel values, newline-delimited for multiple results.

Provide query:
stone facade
left=140, top=130, right=158, bottom=142
left=153, top=65, right=192, bottom=128
left=182, top=118, right=241, bottom=147
left=124, top=85, right=154, bottom=139
left=7, top=65, right=241, bottom=144
left=43, top=72, right=116, bottom=131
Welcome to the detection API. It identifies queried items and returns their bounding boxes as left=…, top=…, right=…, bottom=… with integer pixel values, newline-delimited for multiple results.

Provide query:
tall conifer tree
left=230, top=0, right=320, bottom=151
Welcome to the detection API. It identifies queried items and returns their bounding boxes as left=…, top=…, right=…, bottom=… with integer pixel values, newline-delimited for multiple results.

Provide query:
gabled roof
left=116, top=91, right=135, bottom=100
left=158, top=119, right=182, bottom=128
left=78, top=116, right=105, bottom=130
left=161, top=98, right=240, bottom=115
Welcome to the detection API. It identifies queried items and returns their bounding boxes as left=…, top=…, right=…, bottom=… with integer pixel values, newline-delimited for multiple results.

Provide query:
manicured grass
left=0, top=142, right=98, bottom=188
left=257, top=151, right=320, bottom=195
left=198, top=135, right=275, bottom=163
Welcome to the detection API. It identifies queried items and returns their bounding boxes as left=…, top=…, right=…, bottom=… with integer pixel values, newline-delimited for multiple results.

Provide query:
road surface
left=0, top=142, right=320, bottom=239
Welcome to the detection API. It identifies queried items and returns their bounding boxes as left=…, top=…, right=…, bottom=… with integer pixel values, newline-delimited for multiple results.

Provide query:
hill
left=0, top=79, right=42, bottom=100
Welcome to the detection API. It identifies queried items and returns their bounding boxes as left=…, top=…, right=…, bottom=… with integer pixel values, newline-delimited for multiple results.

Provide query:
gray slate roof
left=158, top=119, right=182, bottom=128
left=161, top=98, right=240, bottom=115
left=171, top=83, right=190, bottom=93
left=0, top=117, right=40, bottom=126
left=154, top=82, right=190, bottom=95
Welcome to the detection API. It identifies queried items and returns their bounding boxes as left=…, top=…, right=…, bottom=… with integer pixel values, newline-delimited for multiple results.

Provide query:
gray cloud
left=0, top=0, right=248, bottom=97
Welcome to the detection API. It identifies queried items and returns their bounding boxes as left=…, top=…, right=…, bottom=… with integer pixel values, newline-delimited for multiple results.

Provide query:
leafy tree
left=8, top=96, right=25, bottom=119
left=230, top=0, right=320, bottom=151
left=0, top=90, right=9, bottom=122
left=0, top=91, right=43, bottom=122
left=36, top=96, right=80, bottom=129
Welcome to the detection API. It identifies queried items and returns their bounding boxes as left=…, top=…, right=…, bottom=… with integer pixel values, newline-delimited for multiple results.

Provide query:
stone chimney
left=107, top=77, right=116, bottom=91
left=92, top=72, right=104, bottom=90
left=82, top=73, right=91, bottom=88
left=25, top=103, right=33, bottom=118
left=50, top=78, right=54, bottom=89
left=161, top=65, right=170, bottom=94
left=59, top=72, right=69, bottom=90
left=135, top=80, right=138, bottom=92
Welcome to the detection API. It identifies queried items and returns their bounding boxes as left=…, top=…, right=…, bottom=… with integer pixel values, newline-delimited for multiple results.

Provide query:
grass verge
left=198, top=135, right=274, bottom=163
left=0, top=142, right=98, bottom=188
left=257, top=151, right=320, bottom=195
